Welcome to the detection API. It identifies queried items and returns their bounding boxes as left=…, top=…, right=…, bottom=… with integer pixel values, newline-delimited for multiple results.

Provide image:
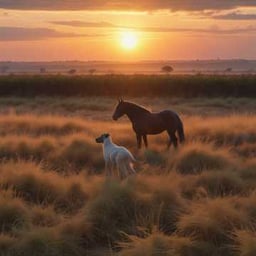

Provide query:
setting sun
left=120, top=31, right=138, bottom=50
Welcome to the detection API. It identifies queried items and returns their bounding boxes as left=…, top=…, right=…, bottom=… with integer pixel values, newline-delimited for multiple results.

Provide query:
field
left=0, top=76, right=256, bottom=256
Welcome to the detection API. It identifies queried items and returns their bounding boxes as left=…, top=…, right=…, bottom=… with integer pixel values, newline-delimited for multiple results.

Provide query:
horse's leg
left=142, top=134, right=148, bottom=148
left=167, top=130, right=178, bottom=149
left=171, top=133, right=178, bottom=148
left=136, top=133, right=142, bottom=149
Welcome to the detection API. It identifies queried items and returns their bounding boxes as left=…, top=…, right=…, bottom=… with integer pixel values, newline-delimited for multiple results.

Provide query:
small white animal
left=95, top=133, right=136, bottom=179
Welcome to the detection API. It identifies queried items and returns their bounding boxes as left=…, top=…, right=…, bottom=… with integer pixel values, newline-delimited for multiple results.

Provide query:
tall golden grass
left=0, top=99, right=255, bottom=256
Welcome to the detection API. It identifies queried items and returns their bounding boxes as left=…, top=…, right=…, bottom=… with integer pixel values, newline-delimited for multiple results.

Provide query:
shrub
left=0, top=196, right=29, bottom=233
left=170, top=143, right=233, bottom=174
left=239, top=160, right=256, bottom=188
left=0, top=234, right=17, bottom=254
left=177, top=198, right=248, bottom=245
left=234, top=229, right=256, bottom=256
left=126, top=175, right=186, bottom=234
left=31, top=206, right=61, bottom=227
left=120, top=232, right=193, bottom=256
left=60, top=139, right=97, bottom=170
left=234, top=192, right=256, bottom=223
left=57, top=216, right=92, bottom=251
left=86, top=180, right=137, bottom=243
left=13, top=228, right=61, bottom=256
left=0, top=162, right=89, bottom=212
left=144, top=149, right=166, bottom=166
left=196, top=171, right=245, bottom=197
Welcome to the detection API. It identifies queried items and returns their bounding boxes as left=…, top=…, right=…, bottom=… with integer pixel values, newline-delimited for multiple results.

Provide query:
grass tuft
left=170, top=143, right=233, bottom=174
left=0, top=195, right=29, bottom=233
left=177, top=198, right=248, bottom=246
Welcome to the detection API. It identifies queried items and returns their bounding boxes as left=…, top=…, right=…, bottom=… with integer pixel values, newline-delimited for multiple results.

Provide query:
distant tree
left=225, top=67, right=232, bottom=72
left=161, top=65, right=173, bottom=74
left=40, top=67, right=46, bottom=74
left=1, top=66, right=9, bottom=74
left=88, top=68, right=96, bottom=75
left=68, top=69, right=76, bottom=75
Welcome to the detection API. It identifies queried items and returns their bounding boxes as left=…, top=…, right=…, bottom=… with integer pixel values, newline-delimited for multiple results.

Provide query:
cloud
left=50, top=20, right=256, bottom=35
left=0, top=0, right=256, bottom=11
left=138, top=26, right=256, bottom=35
left=213, top=12, right=256, bottom=20
left=0, top=26, right=102, bottom=41
left=140, top=26, right=256, bottom=34
left=51, top=21, right=116, bottom=27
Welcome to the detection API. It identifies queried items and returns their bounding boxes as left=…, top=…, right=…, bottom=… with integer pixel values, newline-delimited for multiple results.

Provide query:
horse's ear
left=118, top=98, right=123, bottom=103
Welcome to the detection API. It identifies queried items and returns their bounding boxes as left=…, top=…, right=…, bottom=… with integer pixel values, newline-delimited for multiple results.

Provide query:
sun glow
left=120, top=31, right=138, bottom=50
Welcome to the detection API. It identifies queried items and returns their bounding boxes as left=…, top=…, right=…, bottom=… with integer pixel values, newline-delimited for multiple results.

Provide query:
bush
left=0, top=196, right=29, bottom=233
left=196, top=171, right=245, bottom=197
left=177, top=198, right=248, bottom=245
left=0, top=234, right=17, bottom=254
left=60, top=139, right=99, bottom=171
left=144, top=149, right=166, bottom=166
left=120, top=232, right=192, bottom=256
left=170, top=143, right=233, bottom=174
left=234, top=229, right=256, bottom=256
left=31, top=206, right=61, bottom=227
left=14, top=228, right=61, bottom=256
left=0, top=162, right=89, bottom=212
left=86, top=180, right=137, bottom=243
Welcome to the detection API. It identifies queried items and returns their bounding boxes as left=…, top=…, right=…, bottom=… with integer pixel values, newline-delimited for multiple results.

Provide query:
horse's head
left=112, top=98, right=126, bottom=121
left=95, top=133, right=110, bottom=143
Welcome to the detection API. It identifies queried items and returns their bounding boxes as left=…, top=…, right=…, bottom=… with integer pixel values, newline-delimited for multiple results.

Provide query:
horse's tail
left=177, top=117, right=185, bottom=143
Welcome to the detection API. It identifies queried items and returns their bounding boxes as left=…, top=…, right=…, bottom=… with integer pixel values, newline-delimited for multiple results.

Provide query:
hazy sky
left=0, top=0, right=256, bottom=61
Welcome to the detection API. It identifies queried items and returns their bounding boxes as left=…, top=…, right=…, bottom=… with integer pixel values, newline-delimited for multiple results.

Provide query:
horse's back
left=158, top=110, right=181, bottom=121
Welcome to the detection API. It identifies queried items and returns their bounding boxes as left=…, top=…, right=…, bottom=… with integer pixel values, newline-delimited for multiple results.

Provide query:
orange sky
left=0, top=1, right=256, bottom=61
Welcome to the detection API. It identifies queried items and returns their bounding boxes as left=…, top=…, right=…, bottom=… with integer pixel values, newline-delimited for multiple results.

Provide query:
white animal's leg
left=110, top=152, right=118, bottom=177
left=118, top=161, right=124, bottom=179
left=105, top=160, right=112, bottom=177
left=125, top=159, right=136, bottom=175
left=128, top=162, right=136, bottom=175
left=123, top=163, right=129, bottom=178
left=117, top=159, right=127, bottom=180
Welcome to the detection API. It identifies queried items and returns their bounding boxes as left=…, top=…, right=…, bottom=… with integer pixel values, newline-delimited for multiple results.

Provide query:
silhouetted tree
left=68, top=69, right=76, bottom=75
left=88, top=68, right=96, bottom=75
left=161, top=65, right=173, bottom=74
left=1, top=66, right=9, bottom=74
left=40, top=67, right=46, bottom=74
left=225, top=67, right=232, bottom=72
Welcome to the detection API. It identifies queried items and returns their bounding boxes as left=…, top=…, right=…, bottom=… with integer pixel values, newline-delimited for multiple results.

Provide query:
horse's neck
left=125, top=104, right=149, bottom=122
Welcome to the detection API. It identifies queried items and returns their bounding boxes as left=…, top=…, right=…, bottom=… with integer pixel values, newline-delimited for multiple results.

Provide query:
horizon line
left=1, top=58, right=256, bottom=63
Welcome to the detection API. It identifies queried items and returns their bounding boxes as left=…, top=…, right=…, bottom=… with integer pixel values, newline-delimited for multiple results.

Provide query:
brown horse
left=112, top=99, right=185, bottom=149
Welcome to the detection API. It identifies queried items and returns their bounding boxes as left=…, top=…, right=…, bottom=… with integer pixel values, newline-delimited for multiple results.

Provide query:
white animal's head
left=95, top=133, right=110, bottom=143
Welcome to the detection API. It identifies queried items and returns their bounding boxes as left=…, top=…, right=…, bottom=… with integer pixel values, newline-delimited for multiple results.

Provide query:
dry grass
left=0, top=97, right=255, bottom=255
left=233, top=229, right=256, bottom=256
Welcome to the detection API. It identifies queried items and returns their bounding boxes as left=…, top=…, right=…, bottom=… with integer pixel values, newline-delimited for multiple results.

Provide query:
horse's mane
left=124, top=101, right=151, bottom=114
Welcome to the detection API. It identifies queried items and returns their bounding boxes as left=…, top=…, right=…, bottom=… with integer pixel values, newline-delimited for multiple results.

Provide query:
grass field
left=0, top=85, right=255, bottom=255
